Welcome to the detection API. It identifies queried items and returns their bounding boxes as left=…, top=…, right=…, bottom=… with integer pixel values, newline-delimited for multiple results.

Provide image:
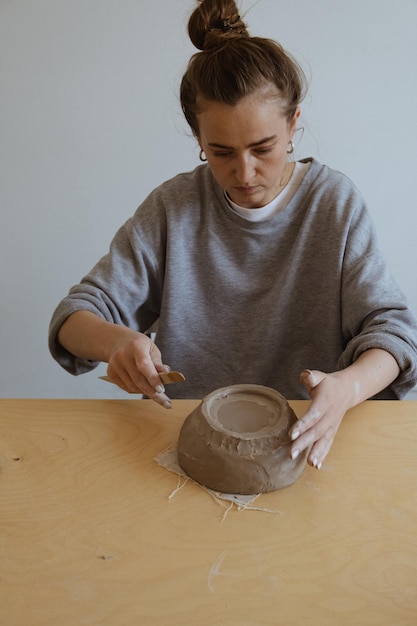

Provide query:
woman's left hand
left=289, top=349, right=401, bottom=469
left=289, top=369, right=352, bottom=469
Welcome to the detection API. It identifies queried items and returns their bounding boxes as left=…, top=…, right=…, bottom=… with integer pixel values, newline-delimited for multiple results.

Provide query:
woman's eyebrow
left=208, top=135, right=277, bottom=149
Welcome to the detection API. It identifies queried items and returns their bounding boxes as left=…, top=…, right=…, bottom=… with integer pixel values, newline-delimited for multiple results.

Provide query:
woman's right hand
left=106, top=332, right=173, bottom=408
left=58, top=311, right=172, bottom=408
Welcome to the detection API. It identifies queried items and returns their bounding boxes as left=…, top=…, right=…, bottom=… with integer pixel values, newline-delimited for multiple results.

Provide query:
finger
left=290, top=406, right=334, bottom=459
left=290, top=426, right=318, bottom=461
left=148, top=341, right=166, bottom=371
left=131, top=365, right=165, bottom=396
left=107, top=349, right=158, bottom=395
left=126, top=353, right=172, bottom=406
left=150, top=389, right=172, bottom=410
left=106, top=370, right=143, bottom=394
left=106, top=367, right=172, bottom=408
left=141, top=357, right=173, bottom=408
left=307, top=428, right=337, bottom=469
left=289, top=405, right=322, bottom=441
left=138, top=343, right=170, bottom=393
left=156, top=363, right=171, bottom=373
left=290, top=370, right=327, bottom=440
left=130, top=353, right=165, bottom=394
left=300, top=369, right=314, bottom=394
left=300, top=369, right=326, bottom=394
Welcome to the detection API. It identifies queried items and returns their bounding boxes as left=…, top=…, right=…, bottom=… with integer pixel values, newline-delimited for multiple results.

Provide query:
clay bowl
left=178, top=384, right=309, bottom=495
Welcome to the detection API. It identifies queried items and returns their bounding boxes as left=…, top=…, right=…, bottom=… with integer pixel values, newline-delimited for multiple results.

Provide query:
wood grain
left=1, top=399, right=416, bottom=625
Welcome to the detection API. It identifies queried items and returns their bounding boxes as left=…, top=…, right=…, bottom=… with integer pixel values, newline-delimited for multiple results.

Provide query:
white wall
left=1, top=0, right=416, bottom=399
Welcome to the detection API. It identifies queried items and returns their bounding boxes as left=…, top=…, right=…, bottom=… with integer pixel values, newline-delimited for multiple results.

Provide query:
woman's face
left=197, top=91, right=299, bottom=208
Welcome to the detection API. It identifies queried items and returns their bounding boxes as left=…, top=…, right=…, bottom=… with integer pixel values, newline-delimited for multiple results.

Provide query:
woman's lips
left=235, top=185, right=260, bottom=195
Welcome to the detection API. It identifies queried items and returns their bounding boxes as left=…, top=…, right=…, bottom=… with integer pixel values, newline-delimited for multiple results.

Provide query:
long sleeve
left=49, top=160, right=417, bottom=398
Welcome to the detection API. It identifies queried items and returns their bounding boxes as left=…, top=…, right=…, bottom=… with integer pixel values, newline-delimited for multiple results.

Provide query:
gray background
left=1, top=0, right=416, bottom=398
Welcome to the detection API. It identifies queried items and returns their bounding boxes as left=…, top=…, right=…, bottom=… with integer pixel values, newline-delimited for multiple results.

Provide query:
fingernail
left=291, top=429, right=299, bottom=441
left=155, top=384, right=165, bottom=394
left=301, top=369, right=315, bottom=386
left=162, top=400, right=172, bottom=409
left=312, top=457, right=322, bottom=469
left=291, top=448, right=299, bottom=460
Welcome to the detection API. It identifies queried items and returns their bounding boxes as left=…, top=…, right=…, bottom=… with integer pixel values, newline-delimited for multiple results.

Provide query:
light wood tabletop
left=1, top=399, right=416, bottom=625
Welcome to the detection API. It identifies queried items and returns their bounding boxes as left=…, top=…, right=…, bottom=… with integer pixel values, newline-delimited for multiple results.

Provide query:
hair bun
left=188, top=0, right=249, bottom=51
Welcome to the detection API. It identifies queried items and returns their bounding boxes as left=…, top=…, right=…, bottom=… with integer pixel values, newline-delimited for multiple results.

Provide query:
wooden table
left=1, top=399, right=416, bottom=625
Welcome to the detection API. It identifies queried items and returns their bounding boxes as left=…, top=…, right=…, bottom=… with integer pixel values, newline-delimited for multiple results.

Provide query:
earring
left=199, top=149, right=207, bottom=162
left=287, top=141, right=295, bottom=155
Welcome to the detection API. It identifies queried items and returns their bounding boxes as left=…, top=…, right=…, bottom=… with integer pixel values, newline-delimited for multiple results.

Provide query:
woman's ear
left=290, top=107, right=301, bottom=136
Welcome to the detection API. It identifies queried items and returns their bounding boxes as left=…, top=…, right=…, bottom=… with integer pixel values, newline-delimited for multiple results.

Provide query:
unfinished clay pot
left=178, top=384, right=309, bottom=495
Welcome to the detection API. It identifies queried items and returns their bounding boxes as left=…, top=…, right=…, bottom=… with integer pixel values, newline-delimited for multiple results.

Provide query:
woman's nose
left=235, top=154, right=255, bottom=183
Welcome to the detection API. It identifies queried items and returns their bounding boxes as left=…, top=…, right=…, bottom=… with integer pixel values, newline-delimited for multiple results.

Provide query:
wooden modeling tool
left=99, top=371, right=185, bottom=387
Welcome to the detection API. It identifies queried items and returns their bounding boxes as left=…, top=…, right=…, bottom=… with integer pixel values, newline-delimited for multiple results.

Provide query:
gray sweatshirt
left=49, top=158, right=417, bottom=399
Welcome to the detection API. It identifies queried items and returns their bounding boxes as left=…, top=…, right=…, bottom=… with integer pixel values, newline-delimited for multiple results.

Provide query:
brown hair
left=180, top=0, right=306, bottom=136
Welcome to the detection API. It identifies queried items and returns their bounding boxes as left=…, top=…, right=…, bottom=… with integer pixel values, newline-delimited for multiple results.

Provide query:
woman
left=49, top=0, right=417, bottom=470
